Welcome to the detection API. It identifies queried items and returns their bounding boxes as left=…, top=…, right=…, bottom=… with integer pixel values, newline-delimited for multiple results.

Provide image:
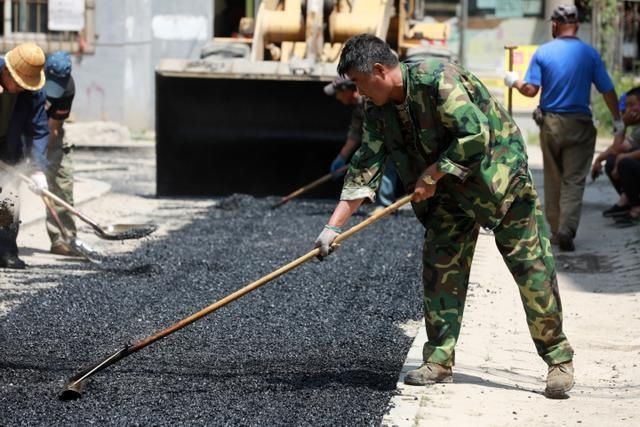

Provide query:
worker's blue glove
left=330, top=154, right=347, bottom=178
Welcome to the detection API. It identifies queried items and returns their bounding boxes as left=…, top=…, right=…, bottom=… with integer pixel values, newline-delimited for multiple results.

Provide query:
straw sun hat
left=4, top=43, right=46, bottom=91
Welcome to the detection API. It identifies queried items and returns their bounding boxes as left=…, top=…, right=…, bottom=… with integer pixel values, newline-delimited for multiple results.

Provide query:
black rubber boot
left=0, top=253, right=26, bottom=269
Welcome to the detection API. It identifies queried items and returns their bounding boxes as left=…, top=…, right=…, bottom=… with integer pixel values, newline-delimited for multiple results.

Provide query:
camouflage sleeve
left=346, top=103, right=364, bottom=143
left=433, top=64, right=490, bottom=181
left=340, top=106, right=387, bottom=202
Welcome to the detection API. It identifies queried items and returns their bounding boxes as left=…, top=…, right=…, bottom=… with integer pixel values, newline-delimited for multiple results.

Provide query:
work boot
left=545, top=360, right=574, bottom=399
left=557, top=231, right=575, bottom=252
left=51, top=240, right=76, bottom=256
left=0, top=253, right=26, bottom=269
left=404, top=362, right=452, bottom=386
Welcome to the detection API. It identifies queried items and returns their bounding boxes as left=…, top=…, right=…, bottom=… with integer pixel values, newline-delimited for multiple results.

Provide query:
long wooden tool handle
left=274, top=164, right=349, bottom=208
left=505, top=45, right=517, bottom=117
left=61, top=193, right=416, bottom=393
left=0, top=159, right=104, bottom=232
left=42, top=196, right=70, bottom=241
left=335, top=194, right=413, bottom=244
left=130, top=193, right=414, bottom=352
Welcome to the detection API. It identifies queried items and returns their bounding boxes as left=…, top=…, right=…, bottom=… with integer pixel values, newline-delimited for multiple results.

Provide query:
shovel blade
left=59, top=379, right=86, bottom=401
left=97, top=223, right=158, bottom=240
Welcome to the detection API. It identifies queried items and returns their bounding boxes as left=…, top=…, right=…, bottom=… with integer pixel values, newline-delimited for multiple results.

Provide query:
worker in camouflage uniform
left=313, top=34, right=575, bottom=398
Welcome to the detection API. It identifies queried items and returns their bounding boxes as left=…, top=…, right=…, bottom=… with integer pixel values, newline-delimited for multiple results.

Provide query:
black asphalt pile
left=0, top=196, right=424, bottom=426
left=103, top=223, right=159, bottom=241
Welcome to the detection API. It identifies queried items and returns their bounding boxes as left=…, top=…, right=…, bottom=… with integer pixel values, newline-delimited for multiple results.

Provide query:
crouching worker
left=313, top=34, right=575, bottom=398
left=0, top=43, right=49, bottom=269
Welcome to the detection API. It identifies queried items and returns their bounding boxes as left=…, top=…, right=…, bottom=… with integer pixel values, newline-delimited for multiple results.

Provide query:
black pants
left=0, top=176, right=20, bottom=256
left=605, top=154, right=623, bottom=194
left=618, top=157, right=640, bottom=207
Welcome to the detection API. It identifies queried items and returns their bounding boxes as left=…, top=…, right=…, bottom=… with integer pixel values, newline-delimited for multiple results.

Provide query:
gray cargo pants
left=45, top=129, right=76, bottom=245
left=539, top=112, right=597, bottom=237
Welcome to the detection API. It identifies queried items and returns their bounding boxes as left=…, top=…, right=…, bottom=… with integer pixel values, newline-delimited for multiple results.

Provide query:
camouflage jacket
left=341, top=60, right=529, bottom=228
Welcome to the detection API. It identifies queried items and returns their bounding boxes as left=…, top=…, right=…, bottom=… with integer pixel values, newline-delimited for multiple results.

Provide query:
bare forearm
left=328, top=199, right=363, bottom=228
left=339, top=138, right=360, bottom=159
left=47, top=119, right=63, bottom=148
left=513, top=81, right=539, bottom=98
left=602, top=90, right=621, bottom=120
left=594, top=147, right=611, bottom=164
left=626, top=149, right=640, bottom=161
left=609, top=133, right=630, bottom=155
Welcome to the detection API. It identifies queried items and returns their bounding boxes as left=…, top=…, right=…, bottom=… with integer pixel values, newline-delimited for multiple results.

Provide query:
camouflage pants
left=0, top=173, right=20, bottom=255
left=420, top=170, right=574, bottom=367
left=46, top=132, right=76, bottom=245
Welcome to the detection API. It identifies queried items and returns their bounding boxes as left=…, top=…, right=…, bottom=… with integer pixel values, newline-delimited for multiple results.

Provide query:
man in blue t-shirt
left=504, top=4, right=622, bottom=252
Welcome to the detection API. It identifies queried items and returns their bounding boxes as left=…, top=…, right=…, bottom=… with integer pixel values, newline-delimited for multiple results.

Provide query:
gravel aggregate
left=1, top=195, right=424, bottom=426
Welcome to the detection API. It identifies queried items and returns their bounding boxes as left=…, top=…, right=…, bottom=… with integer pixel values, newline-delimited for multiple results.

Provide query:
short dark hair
left=626, top=86, right=640, bottom=100
left=337, top=34, right=398, bottom=76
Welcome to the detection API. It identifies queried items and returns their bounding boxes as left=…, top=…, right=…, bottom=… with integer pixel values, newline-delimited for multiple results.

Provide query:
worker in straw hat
left=0, top=42, right=50, bottom=269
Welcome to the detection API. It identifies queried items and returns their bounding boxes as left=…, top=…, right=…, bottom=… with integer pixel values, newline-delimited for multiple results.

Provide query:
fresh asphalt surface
left=1, top=155, right=425, bottom=426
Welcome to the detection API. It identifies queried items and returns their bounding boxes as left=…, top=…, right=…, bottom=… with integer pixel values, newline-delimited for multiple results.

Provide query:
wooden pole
left=504, top=45, right=518, bottom=116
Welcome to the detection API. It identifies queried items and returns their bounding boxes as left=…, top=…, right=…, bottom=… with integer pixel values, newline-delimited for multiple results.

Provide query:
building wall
left=67, top=0, right=593, bottom=130
left=70, top=0, right=213, bottom=131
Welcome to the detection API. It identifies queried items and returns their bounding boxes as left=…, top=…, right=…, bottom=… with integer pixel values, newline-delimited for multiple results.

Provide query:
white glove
left=613, top=119, right=625, bottom=136
left=314, top=225, right=341, bottom=259
left=28, top=171, right=48, bottom=193
left=504, top=71, right=520, bottom=88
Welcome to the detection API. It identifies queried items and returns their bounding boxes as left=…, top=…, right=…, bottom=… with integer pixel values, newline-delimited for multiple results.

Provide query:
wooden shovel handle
left=131, top=193, right=414, bottom=351
left=0, top=159, right=104, bottom=233
left=335, top=194, right=413, bottom=244
left=42, top=195, right=70, bottom=241
left=273, top=164, right=349, bottom=208
left=60, top=193, right=416, bottom=395
left=504, top=45, right=518, bottom=116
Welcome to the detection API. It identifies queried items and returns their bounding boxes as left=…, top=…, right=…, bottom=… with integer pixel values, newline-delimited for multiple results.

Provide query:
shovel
left=59, top=194, right=413, bottom=400
left=42, top=196, right=101, bottom=263
left=271, top=165, right=349, bottom=209
left=0, top=159, right=156, bottom=241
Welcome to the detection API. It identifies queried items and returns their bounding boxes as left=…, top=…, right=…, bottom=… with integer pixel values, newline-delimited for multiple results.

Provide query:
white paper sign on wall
left=48, top=0, right=85, bottom=32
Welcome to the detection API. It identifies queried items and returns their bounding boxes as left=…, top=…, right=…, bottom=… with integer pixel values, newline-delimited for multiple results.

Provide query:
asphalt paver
left=1, top=195, right=424, bottom=426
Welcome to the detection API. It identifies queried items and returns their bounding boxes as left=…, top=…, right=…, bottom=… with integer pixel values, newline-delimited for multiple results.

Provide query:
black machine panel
left=156, top=73, right=352, bottom=197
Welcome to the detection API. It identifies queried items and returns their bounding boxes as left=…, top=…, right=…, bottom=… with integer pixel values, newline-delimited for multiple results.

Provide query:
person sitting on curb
left=591, top=87, right=640, bottom=223
left=0, top=43, right=49, bottom=269
left=324, top=76, right=398, bottom=213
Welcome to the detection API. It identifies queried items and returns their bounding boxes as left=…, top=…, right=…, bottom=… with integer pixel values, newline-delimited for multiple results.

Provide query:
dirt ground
left=384, top=142, right=640, bottom=427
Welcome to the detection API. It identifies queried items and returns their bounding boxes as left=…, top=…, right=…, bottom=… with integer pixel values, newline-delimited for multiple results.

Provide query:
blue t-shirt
left=524, top=37, right=614, bottom=115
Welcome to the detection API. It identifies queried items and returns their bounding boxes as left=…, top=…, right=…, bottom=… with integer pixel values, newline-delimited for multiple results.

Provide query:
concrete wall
left=70, top=0, right=213, bottom=131
left=67, top=0, right=591, bottom=131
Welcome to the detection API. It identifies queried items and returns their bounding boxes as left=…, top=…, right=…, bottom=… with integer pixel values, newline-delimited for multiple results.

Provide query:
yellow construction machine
left=156, top=0, right=453, bottom=196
